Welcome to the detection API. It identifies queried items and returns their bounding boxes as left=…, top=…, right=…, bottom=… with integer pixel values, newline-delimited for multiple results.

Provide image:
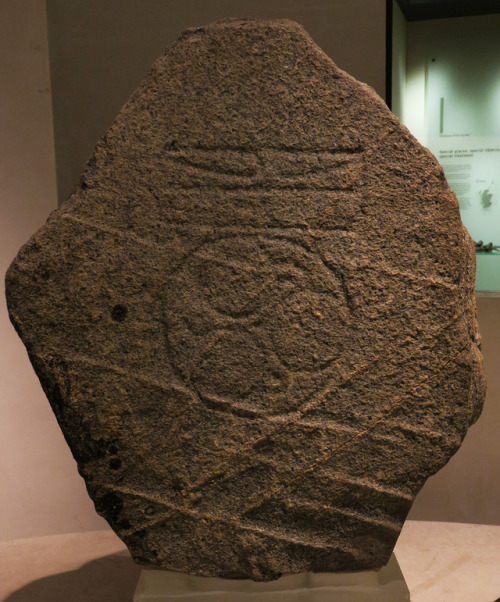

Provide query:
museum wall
left=401, top=14, right=500, bottom=525
left=0, top=0, right=108, bottom=541
left=1, top=0, right=498, bottom=544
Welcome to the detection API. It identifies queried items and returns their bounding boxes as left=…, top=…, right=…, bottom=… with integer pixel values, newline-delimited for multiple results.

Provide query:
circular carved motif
left=163, top=232, right=350, bottom=416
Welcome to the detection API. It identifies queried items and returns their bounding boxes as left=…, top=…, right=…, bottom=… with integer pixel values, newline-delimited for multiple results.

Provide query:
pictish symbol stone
left=5, top=18, right=485, bottom=581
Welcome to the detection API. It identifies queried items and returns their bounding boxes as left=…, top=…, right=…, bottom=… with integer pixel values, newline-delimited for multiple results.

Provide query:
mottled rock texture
left=6, top=18, right=485, bottom=581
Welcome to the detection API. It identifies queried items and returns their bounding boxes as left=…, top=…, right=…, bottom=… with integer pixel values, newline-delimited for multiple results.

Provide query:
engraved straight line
left=32, top=349, right=306, bottom=426
left=351, top=263, right=458, bottom=291
left=295, top=418, right=442, bottom=444
left=187, top=310, right=466, bottom=496
left=164, top=165, right=360, bottom=183
left=272, top=499, right=401, bottom=533
left=167, top=151, right=362, bottom=162
left=62, top=214, right=350, bottom=241
left=327, top=471, right=414, bottom=502
left=197, top=391, right=270, bottom=420
left=165, top=145, right=365, bottom=154
left=60, top=214, right=213, bottom=274
left=103, top=485, right=351, bottom=552
left=52, top=351, right=444, bottom=448
left=56, top=352, right=351, bottom=428
left=164, top=184, right=357, bottom=191
left=353, top=124, right=400, bottom=172
left=166, top=154, right=361, bottom=172
left=41, top=351, right=289, bottom=425
left=65, top=218, right=453, bottom=301
left=254, top=457, right=413, bottom=502
left=42, top=352, right=195, bottom=400
left=48, top=350, right=441, bottom=446
left=61, top=214, right=159, bottom=248
left=396, top=423, right=445, bottom=439
left=61, top=215, right=461, bottom=292
left=184, top=358, right=380, bottom=494
left=177, top=225, right=351, bottom=235
left=59, top=215, right=463, bottom=488
left=158, top=187, right=362, bottom=197
left=239, top=342, right=469, bottom=517
left=28, top=348, right=412, bottom=511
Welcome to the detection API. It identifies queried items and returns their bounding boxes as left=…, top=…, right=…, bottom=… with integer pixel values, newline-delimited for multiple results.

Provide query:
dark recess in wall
left=396, top=0, right=500, bottom=21
left=385, top=0, right=393, bottom=110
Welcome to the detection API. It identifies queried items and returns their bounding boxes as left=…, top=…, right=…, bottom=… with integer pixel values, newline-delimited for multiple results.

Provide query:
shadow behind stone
left=4, top=551, right=141, bottom=602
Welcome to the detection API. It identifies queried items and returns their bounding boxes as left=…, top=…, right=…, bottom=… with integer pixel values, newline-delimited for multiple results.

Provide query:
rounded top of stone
left=182, top=16, right=306, bottom=31
left=179, top=17, right=311, bottom=46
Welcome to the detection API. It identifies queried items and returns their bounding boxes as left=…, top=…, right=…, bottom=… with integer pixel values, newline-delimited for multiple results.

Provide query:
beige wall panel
left=0, top=0, right=108, bottom=541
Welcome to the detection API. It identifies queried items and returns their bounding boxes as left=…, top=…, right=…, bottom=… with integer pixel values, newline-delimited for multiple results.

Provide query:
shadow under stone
left=4, top=551, right=141, bottom=602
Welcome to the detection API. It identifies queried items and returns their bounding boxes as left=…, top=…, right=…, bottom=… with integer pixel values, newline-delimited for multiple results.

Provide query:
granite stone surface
left=6, top=18, right=485, bottom=581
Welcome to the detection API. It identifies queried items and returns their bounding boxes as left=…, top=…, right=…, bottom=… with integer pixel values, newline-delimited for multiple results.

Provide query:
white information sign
left=428, top=136, right=500, bottom=244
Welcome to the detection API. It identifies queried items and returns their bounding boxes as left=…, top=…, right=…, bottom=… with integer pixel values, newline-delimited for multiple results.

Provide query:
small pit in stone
left=111, top=304, right=128, bottom=322
left=109, top=458, right=122, bottom=470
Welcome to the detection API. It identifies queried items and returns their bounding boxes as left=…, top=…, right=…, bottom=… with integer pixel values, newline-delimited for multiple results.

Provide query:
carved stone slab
left=6, top=18, right=485, bottom=581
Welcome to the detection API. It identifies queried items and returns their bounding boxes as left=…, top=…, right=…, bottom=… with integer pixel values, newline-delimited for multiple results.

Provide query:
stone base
left=133, top=553, right=410, bottom=601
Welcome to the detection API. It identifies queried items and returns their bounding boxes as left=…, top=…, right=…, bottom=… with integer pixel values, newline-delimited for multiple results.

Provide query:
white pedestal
left=133, top=553, right=410, bottom=601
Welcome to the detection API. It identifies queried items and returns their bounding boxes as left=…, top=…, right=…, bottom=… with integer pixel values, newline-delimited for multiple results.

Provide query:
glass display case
left=392, top=6, right=500, bottom=292
left=426, top=30, right=500, bottom=291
